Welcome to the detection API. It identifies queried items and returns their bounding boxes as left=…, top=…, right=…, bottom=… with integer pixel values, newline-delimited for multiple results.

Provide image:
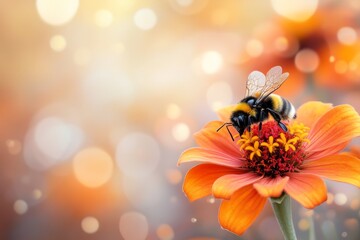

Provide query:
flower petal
left=219, top=185, right=267, bottom=236
left=253, top=176, right=289, bottom=198
left=217, top=105, right=237, bottom=123
left=306, top=104, right=360, bottom=154
left=178, top=147, right=244, bottom=168
left=194, top=121, right=240, bottom=156
left=183, top=164, right=241, bottom=201
left=284, top=173, right=327, bottom=209
left=301, top=153, right=360, bottom=187
left=212, top=173, right=263, bottom=199
left=295, top=101, right=333, bottom=128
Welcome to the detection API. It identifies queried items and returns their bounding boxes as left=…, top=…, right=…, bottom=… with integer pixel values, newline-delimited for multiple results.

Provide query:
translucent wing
left=254, top=66, right=289, bottom=104
left=245, top=70, right=266, bottom=97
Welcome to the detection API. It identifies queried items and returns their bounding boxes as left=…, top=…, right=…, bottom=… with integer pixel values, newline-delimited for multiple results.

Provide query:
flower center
left=237, top=121, right=309, bottom=178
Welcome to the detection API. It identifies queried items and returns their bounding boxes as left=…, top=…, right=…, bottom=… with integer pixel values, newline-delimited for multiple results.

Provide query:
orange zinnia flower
left=178, top=101, right=360, bottom=236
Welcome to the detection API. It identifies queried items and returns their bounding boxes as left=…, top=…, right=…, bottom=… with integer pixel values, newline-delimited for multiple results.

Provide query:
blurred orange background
left=1, top=0, right=360, bottom=239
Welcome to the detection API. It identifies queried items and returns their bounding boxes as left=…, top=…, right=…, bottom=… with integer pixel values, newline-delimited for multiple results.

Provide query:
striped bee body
left=218, top=66, right=297, bottom=140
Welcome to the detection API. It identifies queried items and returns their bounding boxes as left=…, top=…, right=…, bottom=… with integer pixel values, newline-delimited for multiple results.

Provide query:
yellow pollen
left=289, top=122, right=310, bottom=143
left=276, top=133, right=298, bottom=151
left=245, top=141, right=261, bottom=160
left=238, top=131, right=259, bottom=150
left=260, top=136, right=279, bottom=153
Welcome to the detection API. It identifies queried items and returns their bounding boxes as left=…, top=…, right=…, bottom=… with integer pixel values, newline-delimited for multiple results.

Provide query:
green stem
left=270, top=193, right=297, bottom=240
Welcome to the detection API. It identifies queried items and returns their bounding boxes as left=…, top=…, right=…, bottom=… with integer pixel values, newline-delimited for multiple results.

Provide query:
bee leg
left=258, top=109, right=267, bottom=136
left=267, top=108, right=288, bottom=132
left=217, top=123, right=235, bottom=141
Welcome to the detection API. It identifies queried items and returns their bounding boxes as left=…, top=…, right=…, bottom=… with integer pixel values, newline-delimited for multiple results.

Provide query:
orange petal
left=212, top=173, right=263, bottom=199
left=183, top=164, right=241, bottom=201
left=194, top=121, right=240, bottom=156
left=219, top=185, right=266, bottom=236
left=284, top=173, right=327, bottom=209
left=253, top=176, right=289, bottom=198
left=301, top=153, right=360, bottom=187
left=217, top=105, right=237, bottom=123
left=306, top=105, right=360, bottom=154
left=295, top=101, right=333, bottom=128
left=178, top=147, right=244, bottom=168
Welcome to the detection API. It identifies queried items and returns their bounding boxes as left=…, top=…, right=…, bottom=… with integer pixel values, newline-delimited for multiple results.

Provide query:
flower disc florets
left=237, top=121, right=309, bottom=178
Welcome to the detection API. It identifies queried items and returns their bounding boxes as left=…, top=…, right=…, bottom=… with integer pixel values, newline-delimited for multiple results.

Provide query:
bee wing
left=255, top=66, right=289, bottom=104
left=245, top=70, right=266, bottom=97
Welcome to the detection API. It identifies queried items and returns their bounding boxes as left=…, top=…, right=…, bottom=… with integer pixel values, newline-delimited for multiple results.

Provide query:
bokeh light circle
left=50, top=35, right=67, bottom=52
left=73, top=147, right=114, bottom=188
left=156, top=224, right=175, bottom=240
left=134, top=8, right=157, bottom=30
left=119, top=212, right=149, bottom=240
left=36, top=0, right=79, bottom=26
left=95, top=9, right=113, bottom=28
left=271, top=0, right=318, bottom=22
left=14, top=200, right=28, bottom=215
left=116, top=132, right=160, bottom=178
left=206, top=81, right=233, bottom=111
left=81, top=216, right=100, bottom=234
left=201, top=51, right=223, bottom=74
left=294, top=48, right=319, bottom=73
left=171, top=122, right=190, bottom=142
left=24, top=117, right=84, bottom=171
left=337, top=27, right=357, bottom=45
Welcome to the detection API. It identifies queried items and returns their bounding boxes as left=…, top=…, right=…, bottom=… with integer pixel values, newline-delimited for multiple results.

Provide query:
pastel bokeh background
left=1, top=0, right=360, bottom=239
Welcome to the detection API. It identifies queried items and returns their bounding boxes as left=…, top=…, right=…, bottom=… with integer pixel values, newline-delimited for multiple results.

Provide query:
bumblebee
left=218, top=66, right=296, bottom=140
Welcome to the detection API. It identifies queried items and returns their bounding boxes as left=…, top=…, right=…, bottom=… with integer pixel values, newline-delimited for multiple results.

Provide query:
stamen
left=237, top=121, right=309, bottom=178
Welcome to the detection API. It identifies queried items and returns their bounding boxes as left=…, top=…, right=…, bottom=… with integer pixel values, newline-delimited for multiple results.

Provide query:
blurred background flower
left=1, top=0, right=360, bottom=239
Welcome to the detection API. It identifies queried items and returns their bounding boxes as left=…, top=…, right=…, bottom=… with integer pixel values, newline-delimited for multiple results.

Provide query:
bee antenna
left=216, top=123, right=235, bottom=141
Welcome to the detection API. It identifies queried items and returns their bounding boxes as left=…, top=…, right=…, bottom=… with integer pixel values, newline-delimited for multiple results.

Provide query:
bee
left=218, top=66, right=296, bottom=140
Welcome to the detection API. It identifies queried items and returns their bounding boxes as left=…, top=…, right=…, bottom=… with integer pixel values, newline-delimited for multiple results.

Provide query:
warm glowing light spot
left=73, top=47, right=90, bottom=66
left=116, top=133, right=160, bottom=178
left=334, top=60, right=348, bottom=74
left=134, top=8, right=157, bottom=30
left=95, top=9, right=113, bottom=28
left=345, top=218, right=359, bottom=230
left=165, top=169, right=182, bottom=184
left=206, top=81, right=232, bottom=111
left=207, top=196, right=215, bottom=204
left=32, top=189, right=43, bottom=199
left=246, top=39, right=264, bottom=57
left=298, top=218, right=310, bottom=231
left=73, top=148, right=114, bottom=188
left=166, top=103, right=182, bottom=119
left=337, top=27, right=357, bottom=45
left=334, top=193, right=348, bottom=206
left=329, top=55, right=335, bottom=63
left=156, top=224, right=175, bottom=240
left=119, top=212, right=149, bottom=240
left=36, top=0, right=79, bottom=26
left=274, top=37, right=289, bottom=52
left=271, top=0, right=318, bottom=22
left=177, top=0, right=193, bottom=6
left=14, top=200, right=28, bottom=215
left=350, top=199, right=360, bottom=210
left=81, top=216, right=100, bottom=234
left=191, top=217, right=197, bottom=223
left=6, top=139, right=22, bottom=155
left=294, top=48, right=319, bottom=73
left=349, top=61, right=358, bottom=71
left=50, top=35, right=67, bottom=52
left=172, top=123, right=190, bottom=142
left=201, top=51, right=223, bottom=74
left=211, top=9, right=229, bottom=26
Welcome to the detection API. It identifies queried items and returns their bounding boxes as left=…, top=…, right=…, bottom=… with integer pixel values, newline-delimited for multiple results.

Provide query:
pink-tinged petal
left=194, top=121, right=240, bottom=156
left=306, top=105, right=360, bottom=154
left=217, top=105, right=237, bottom=123
left=212, top=173, right=263, bottom=199
left=284, top=173, right=327, bottom=209
left=178, top=147, right=244, bottom=168
left=305, top=141, right=349, bottom=162
left=295, top=101, right=333, bottom=128
left=253, top=176, right=289, bottom=198
left=301, top=153, right=360, bottom=187
left=183, top=164, right=241, bottom=201
left=219, top=185, right=267, bottom=236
